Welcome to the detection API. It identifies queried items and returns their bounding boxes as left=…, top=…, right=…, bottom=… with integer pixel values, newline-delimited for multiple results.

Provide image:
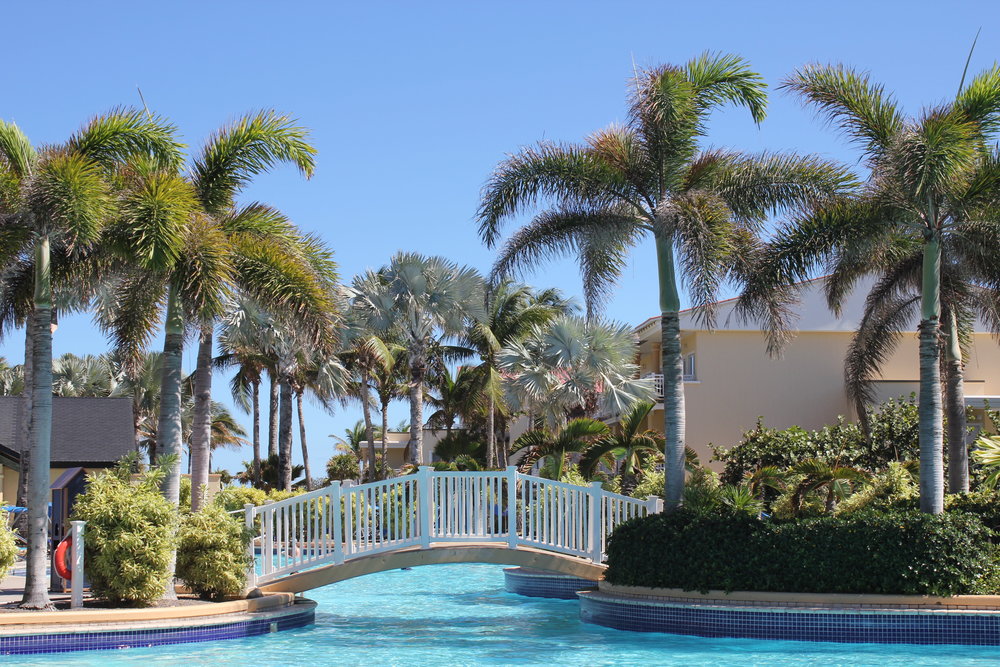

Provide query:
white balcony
left=642, top=371, right=696, bottom=398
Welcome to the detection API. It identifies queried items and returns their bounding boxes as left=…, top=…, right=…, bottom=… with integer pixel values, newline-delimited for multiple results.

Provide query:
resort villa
left=0, top=396, right=137, bottom=505
left=632, top=276, right=1000, bottom=465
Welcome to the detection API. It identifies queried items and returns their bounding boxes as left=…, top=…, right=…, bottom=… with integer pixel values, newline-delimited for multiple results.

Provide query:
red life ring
left=53, top=536, right=72, bottom=580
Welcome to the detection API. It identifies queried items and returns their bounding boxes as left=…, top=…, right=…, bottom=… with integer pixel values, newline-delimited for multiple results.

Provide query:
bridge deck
left=255, top=542, right=607, bottom=594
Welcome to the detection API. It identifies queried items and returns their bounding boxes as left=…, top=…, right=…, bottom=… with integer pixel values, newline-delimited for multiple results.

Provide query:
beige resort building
left=632, top=277, right=1000, bottom=466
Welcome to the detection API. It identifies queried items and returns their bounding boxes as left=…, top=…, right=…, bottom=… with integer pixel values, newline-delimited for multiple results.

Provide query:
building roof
left=634, top=275, right=994, bottom=342
left=0, top=396, right=136, bottom=467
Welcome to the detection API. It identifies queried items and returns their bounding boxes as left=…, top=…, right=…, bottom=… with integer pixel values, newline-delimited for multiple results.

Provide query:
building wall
left=640, top=329, right=1000, bottom=468
left=1, top=467, right=78, bottom=505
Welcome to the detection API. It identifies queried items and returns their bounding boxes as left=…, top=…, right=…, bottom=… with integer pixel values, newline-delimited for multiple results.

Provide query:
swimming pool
left=17, top=564, right=1000, bottom=665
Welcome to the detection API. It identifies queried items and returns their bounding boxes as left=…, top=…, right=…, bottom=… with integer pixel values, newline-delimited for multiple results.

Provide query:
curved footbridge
left=242, top=467, right=661, bottom=595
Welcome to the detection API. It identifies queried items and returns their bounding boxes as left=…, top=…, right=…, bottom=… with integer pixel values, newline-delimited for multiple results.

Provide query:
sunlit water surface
left=18, top=564, right=1000, bottom=666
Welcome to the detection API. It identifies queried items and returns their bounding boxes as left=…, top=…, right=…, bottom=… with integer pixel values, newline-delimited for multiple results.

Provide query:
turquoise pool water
left=19, top=564, right=1000, bottom=665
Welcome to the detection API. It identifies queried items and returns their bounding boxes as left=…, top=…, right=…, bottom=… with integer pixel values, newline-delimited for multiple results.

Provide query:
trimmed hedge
left=604, top=510, right=1000, bottom=596
left=176, top=505, right=252, bottom=600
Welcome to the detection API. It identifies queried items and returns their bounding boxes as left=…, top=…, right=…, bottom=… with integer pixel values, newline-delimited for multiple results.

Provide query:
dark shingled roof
left=0, top=396, right=136, bottom=467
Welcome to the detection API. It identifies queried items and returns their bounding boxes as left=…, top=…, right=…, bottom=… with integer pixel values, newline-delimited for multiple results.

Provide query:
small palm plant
left=510, top=418, right=609, bottom=480
left=972, top=436, right=1000, bottom=490
left=788, top=458, right=870, bottom=515
left=579, top=401, right=663, bottom=494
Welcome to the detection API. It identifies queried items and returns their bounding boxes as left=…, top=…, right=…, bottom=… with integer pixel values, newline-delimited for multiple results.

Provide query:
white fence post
left=70, top=520, right=85, bottom=609
left=418, top=466, right=433, bottom=548
left=244, top=504, right=256, bottom=589
left=646, top=495, right=663, bottom=514
left=261, top=499, right=274, bottom=577
left=331, top=481, right=344, bottom=565
left=588, top=482, right=603, bottom=563
left=506, top=466, right=518, bottom=550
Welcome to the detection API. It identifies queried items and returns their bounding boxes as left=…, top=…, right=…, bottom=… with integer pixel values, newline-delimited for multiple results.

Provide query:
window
left=682, top=353, right=696, bottom=380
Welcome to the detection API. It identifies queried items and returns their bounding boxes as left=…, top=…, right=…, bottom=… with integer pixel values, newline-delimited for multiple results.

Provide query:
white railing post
left=331, top=481, right=344, bottom=564
left=588, top=482, right=603, bottom=563
left=418, top=466, right=433, bottom=548
left=70, top=520, right=85, bottom=609
left=646, top=495, right=663, bottom=514
left=243, top=503, right=256, bottom=589
left=261, top=499, right=274, bottom=577
left=506, top=466, right=518, bottom=550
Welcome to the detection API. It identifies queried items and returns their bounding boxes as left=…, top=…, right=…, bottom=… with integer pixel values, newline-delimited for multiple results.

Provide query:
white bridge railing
left=244, top=466, right=661, bottom=586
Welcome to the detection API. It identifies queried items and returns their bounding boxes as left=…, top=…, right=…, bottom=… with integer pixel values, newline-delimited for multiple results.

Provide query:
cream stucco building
left=632, top=277, right=1000, bottom=466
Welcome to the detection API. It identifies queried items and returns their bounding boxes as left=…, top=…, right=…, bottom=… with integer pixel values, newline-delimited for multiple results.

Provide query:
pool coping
left=0, top=592, right=297, bottom=628
left=596, top=581, right=1000, bottom=611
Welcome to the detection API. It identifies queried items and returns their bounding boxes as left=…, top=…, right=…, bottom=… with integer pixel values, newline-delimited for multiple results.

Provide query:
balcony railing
left=642, top=372, right=695, bottom=398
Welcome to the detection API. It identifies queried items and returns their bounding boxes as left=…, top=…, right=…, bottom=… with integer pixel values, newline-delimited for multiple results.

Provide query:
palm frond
left=192, top=110, right=316, bottom=215
left=782, top=64, right=903, bottom=159
left=0, top=119, right=37, bottom=179
left=68, top=108, right=183, bottom=171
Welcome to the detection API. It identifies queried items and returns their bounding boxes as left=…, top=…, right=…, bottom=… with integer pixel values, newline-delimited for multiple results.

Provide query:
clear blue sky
left=3, top=1, right=997, bottom=474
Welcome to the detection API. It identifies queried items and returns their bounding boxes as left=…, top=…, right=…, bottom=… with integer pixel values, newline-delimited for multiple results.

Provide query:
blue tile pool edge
left=0, top=599, right=316, bottom=655
left=503, top=567, right=597, bottom=599
left=577, top=591, right=1000, bottom=645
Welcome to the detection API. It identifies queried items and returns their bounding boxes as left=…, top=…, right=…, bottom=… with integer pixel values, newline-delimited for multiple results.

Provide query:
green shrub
left=604, top=509, right=1000, bottom=596
left=433, top=432, right=485, bottom=464
left=327, top=453, right=359, bottom=481
left=946, top=491, right=1000, bottom=535
left=212, top=485, right=269, bottom=512
left=176, top=505, right=252, bottom=600
left=71, top=458, right=177, bottom=605
left=0, top=512, right=18, bottom=580
left=179, top=477, right=192, bottom=514
left=713, top=397, right=920, bottom=485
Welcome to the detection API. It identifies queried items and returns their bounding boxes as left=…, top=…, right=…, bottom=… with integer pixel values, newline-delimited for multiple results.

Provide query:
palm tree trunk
left=380, top=396, right=390, bottom=463
left=360, top=369, right=377, bottom=480
left=657, top=236, right=685, bottom=512
left=20, top=236, right=53, bottom=610
left=15, top=323, right=33, bottom=535
left=487, top=396, right=497, bottom=468
left=296, top=391, right=311, bottom=490
left=944, top=311, right=968, bottom=493
left=267, top=370, right=279, bottom=458
left=918, top=232, right=944, bottom=514
left=189, top=326, right=213, bottom=512
left=251, top=379, right=261, bottom=487
left=408, top=361, right=424, bottom=466
left=278, top=380, right=294, bottom=490
left=156, top=285, right=185, bottom=600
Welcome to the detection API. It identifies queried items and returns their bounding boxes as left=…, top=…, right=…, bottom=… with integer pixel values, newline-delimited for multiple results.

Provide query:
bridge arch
left=255, top=544, right=606, bottom=595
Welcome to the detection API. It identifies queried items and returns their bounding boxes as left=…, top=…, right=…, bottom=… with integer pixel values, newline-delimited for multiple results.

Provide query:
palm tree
left=100, top=112, right=339, bottom=511
left=0, top=110, right=183, bottom=609
left=499, top=315, right=653, bottom=427
left=463, top=281, right=568, bottom=467
left=510, top=418, right=609, bottom=480
left=788, top=458, right=870, bottom=515
left=476, top=54, right=853, bottom=509
left=426, top=366, right=480, bottom=440
left=290, top=346, right=349, bottom=490
left=339, top=304, right=398, bottom=479
left=579, top=401, right=663, bottom=493
left=351, top=253, right=485, bottom=465
left=370, top=350, right=408, bottom=462
left=742, top=63, right=1000, bottom=512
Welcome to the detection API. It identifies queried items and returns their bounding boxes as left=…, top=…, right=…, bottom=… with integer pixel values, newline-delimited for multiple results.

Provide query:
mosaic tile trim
left=578, top=591, right=1000, bottom=645
left=0, top=604, right=315, bottom=655
left=504, top=567, right=596, bottom=599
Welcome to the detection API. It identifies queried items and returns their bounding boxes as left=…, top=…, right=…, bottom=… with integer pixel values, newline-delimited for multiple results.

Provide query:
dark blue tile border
left=0, top=602, right=315, bottom=655
left=504, top=567, right=596, bottom=599
left=578, top=592, right=1000, bottom=645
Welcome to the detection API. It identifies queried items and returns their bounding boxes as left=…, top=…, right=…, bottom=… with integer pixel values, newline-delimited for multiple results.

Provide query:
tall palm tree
left=351, top=253, right=486, bottom=465
left=100, top=112, right=338, bottom=512
left=510, top=417, right=609, bottom=480
left=370, top=349, right=408, bottom=462
left=476, top=54, right=853, bottom=509
left=0, top=110, right=183, bottom=609
left=339, top=304, right=398, bottom=479
left=741, top=63, right=1000, bottom=512
left=463, top=281, right=568, bottom=467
